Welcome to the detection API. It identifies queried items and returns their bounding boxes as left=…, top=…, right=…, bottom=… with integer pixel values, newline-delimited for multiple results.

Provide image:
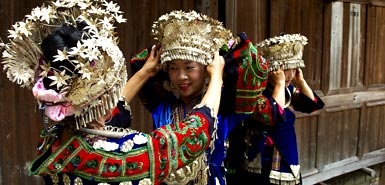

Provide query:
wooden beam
left=371, top=0, right=385, bottom=6
left=329, top=0, right=385, bottom=7
left=320, top=90, right=385, bottom=109
left=361, top=167, right=376, bottom=177
left=333, top=0, right=370, bottom=4
left=302, top=149, right=385, bottom=184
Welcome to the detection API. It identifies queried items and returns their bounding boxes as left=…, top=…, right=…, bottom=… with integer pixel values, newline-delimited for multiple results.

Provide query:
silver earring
left=205, top=78, right=210, bottom=85
left=170, top=81, right=175, bottom=89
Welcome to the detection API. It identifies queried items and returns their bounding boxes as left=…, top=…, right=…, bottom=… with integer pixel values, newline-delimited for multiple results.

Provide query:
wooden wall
left=0, top=0, right=385, bottom=184
left=0, top=1, right=50, bottom=184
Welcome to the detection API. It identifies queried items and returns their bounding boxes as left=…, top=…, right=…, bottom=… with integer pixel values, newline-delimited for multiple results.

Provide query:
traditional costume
left=1, top=1, right=218, bottom=185
left=130, top=10, right=269, bottom=185
left=225, top=34, right=325, bottom=185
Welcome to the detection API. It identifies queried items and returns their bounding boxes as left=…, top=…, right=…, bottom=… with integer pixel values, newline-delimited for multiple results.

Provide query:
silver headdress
left=152, top=10, right=233, bottom=65
left=1, top=0, right=127, bottom=128
left=256, top=34, right=308, bottom=71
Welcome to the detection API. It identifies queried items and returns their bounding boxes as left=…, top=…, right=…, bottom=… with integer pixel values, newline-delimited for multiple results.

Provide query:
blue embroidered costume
left=130, top=32, right=268, bottom=184
left=225, top=34, right=325, bottom=185
left=226, top=84, right=324, bottom=184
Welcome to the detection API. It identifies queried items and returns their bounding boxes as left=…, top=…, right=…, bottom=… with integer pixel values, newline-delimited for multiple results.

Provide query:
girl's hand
left=207, top=51, right=225, bottom=81
left=142, top=45, right=162, bottom=77
left=269, top=68, right=285, bottom=87
left=292, top=68, right=305, bottom=87
left=121, top=45, right=162, bottom=104
left=270, top=67, right=286, bottom=108
left=201, top=51, right=224, bottom=115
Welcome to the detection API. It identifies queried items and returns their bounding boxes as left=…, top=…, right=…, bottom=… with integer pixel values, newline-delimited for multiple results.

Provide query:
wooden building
left=0, top=0, right=384, bottom=184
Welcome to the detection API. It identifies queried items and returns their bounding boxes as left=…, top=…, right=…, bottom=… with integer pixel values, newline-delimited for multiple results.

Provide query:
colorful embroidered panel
left=30, top=106, right=214, bottom=185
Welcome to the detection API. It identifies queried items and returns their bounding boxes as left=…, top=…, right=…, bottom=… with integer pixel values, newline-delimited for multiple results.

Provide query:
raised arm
left=121, top=45, right=162, bottom=104
left=292, top=68, right=315, bottom=100
left=269, top=68, right=286, bottom=108
left=200, top=51, right=224, bottom=115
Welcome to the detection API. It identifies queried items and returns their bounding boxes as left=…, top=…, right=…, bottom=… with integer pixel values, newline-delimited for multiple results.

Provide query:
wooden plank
left=0, top=78, right=20, bottom=185
left=325, top=103, right=362, bottom=112
left=300, top=0, right=325, bottom=90
left=360, top=105, right=383, bottom=154
left=341, top=108, right=359, bottom=159
left=347, top=3, right=362, bottom=87
left=360, top=104, right=375, bottom=156
left=303, top=149, right=385, bottom=184
left=269, top=0, right=284, bottom=35
left=193, top=0, right=218, bottom=17
left=316, top=110, right=332, bottom=169
left=330, top=2, right=344, bottom=90
left=357, top=102, right=367, bottom=158
left=330, top=0, right=371, bottom=4
left=316, top=109, right=360, bottom=170
left=358, top=5, right=367, bottom=88
left=0, top=1, right=16, bottom=184
left=296, top=116, right=318, bottom=172
left=369, top=105, right=385, bottom=150
left=340, top=2, right=350, bottom=89
left=366, top=6, right=385, bottom=86
left=367, top=100, right=385, bottom=107
left=332, top=0, right=385, bottom=7
left=251, top=0, right=325, bottom=90
left=225, top=0, right=236, bottom=35
left=320, top=90, right=385, bottom=108
left=331, top=110, right=341, bottom=163
left=338, top=2, right=366, bottom=89
left=322, top=2, right=332, bottom=93
left=371, top=0, right=385, bottom=6
left=323, top=156, right=360, bottom=170
left=1, top=0, right=47, bottom=184
left=380, top=106, right=385, bottom=150
left=225, top=0, right=268, bottom=45
left=16, top=89, right=43, bottom=184
left=269, top=0, right=301, bottom=34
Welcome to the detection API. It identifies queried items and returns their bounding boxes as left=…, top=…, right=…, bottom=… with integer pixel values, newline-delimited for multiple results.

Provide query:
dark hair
left=40, top=24, right=83, bottom=90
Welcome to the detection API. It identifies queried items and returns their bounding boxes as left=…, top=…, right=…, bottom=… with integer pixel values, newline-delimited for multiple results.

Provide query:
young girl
left=130, top=10, right=269, bottom=185
left=225, top=34, right=325, bottom=185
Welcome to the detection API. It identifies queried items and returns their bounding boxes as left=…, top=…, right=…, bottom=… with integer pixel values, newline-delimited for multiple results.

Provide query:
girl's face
left=284, top=68, right=296, bottom=87
left=168, top=59, right=207, bottom=103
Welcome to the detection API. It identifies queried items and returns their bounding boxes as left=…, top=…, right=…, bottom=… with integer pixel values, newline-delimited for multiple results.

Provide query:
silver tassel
left=75, top=117, right=80, bottom=130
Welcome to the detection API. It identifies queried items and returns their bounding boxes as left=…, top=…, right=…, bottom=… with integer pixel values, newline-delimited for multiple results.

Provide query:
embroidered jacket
left=227, top=83, right=325, bottom=184
left=30, top=103, right=217, bottom=185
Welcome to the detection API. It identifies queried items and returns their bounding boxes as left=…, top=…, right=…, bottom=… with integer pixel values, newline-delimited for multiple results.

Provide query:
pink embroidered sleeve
left=278, top=103, right=284, bottom=115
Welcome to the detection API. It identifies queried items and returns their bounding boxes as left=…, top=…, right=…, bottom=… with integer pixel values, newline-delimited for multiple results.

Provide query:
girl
left=226, top=34, right=325, bottom=185
left=130, top=10, right=268, bottom=185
